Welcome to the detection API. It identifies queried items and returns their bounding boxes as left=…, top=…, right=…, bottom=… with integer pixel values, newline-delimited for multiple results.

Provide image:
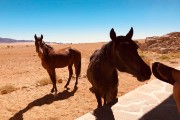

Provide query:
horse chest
left=88, top=62, right=118, bottom=87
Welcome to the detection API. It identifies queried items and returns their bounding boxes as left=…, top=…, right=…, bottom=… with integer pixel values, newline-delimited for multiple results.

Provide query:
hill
left=0, top=37, right=33, bottom=43
left=137, top=32, right=180, bottom=54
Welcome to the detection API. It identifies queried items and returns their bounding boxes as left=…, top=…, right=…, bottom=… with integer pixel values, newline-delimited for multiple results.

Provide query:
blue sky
left=0, top=0, right=179, bottom=43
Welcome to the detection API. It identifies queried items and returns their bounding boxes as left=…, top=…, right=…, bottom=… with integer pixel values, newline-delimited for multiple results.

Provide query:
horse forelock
left=116, top=36, right=139, bottom=49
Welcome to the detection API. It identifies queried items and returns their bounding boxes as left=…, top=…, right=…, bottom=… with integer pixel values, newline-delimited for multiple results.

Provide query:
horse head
left=34, top=34, right=45, bottom=58
left=34, top=34, right=44, bottom=52
left=110, top=27, right=151, bottom=81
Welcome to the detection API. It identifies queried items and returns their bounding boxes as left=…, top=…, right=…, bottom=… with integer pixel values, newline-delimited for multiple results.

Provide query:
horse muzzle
left=136, top=65, right=152, bottom=81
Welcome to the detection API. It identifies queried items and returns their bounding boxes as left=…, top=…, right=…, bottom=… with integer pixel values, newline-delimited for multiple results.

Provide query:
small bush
left=36, top=76, right=63, bottom=87
left=158, top=55, right=170, bottom=61
left=36, top=78, right=52, bottom=86
left=138, top=50, right=146, bottom=59
left=0, top=84, right=18, bottom=94
left=170, top=53, right=180, bottom=59
left=138, top=50, right=151, bottom=65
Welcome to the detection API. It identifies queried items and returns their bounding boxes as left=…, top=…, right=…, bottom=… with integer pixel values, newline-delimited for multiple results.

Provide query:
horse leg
left=113, top=89, right=118, bottom=99
left=74, top=61, right=81, bottom=87
left=47, top=69, right=57, bottom=94
left=103, top=94, right=107, bottom=105
left=64, top=63, right=73, bottom=88
left=95, top=91, right=102, bottom=108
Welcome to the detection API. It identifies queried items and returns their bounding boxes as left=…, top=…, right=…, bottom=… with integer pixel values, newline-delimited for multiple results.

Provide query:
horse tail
left=69, top=48, right=81, bottom=77
left=77, top=54, right=81, bottom=76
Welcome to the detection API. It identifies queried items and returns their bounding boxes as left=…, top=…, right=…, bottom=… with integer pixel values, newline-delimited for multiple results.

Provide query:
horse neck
left=98, top=42, right=117, bottom=73
left=41, top=43, right=54, bottom=56
left=37, top=48, right=43, bottom=59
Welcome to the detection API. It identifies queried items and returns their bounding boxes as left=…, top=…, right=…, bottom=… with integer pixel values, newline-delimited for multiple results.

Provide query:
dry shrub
left=0, top=84, right=18, bottom=94
left=170, top=52, right=180, bottom=59
left=36, top=76, right=63, bottom=87
left=157, top=54, right=170, bottom=61
left=158, top=52, right=180, bottom=60
left=36, top=78, right=52, bottom=86
left=7, top=45, right=13, bottom=48
left=138, top=50, right=152, bottom=65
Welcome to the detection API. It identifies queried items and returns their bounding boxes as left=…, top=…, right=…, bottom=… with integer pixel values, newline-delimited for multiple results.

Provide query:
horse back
left=51, top=47, right=81, bottom=60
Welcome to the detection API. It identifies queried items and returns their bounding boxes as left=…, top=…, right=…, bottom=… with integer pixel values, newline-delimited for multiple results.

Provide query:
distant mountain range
left=0, top=37, right=33, bottom=43
left=0, top=37, right=62, bottom=44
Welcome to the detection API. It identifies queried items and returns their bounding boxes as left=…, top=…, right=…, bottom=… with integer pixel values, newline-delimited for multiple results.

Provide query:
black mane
left=98, top=41, right=113, bottom=61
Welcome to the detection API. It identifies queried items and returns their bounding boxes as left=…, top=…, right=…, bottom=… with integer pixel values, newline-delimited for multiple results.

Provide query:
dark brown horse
left=34, top=34, right=81, bottom=94
left=87, top=27, right=152, bottom=107
left=152, top=62, right=180, bottom=113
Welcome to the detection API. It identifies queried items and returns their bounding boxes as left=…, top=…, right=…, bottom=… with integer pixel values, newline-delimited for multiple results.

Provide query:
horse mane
left=97, top=41, right=113, bottom=62
left=45, top=44, right=53, bottom=50
left=41, top=42, right=54, bottom=57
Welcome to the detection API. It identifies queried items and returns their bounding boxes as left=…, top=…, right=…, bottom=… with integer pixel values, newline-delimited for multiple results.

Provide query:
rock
left=159, top=48, right=171, bottom=54
left=1, top=89, right=7, bottom=94
left=58, top=79, right=63, bottom=83
left=139, top=32, right=180, bottom=53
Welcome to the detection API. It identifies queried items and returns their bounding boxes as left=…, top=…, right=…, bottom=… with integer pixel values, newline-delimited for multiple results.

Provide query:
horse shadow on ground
left=139, top=94, right=180, bottom=120
left=9, top=86, right=78, bottom=120
left=92, top=98, right=118, bottom=120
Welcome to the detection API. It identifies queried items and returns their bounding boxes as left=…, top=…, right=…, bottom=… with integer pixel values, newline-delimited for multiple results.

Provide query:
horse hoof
left=54, top=92, right=58, bottom=96
left=74, top=85, right=78, bottom=89
left=97, top=105, right=102, bottom=108
left=64, top=84, right=68, bottom=88
left=51, top=89, right=54, bottom=93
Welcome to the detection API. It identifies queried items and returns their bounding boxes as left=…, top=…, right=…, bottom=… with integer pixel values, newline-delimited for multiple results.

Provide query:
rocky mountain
left=137, top=32, right=180, bottom=54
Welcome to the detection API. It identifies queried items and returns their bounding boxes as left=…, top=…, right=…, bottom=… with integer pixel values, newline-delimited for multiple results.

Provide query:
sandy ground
left=0, top=42, right=179, bottom=120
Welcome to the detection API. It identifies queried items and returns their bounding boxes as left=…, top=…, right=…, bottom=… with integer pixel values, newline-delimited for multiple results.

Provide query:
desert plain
left=0, top=41, right=179, bottom=120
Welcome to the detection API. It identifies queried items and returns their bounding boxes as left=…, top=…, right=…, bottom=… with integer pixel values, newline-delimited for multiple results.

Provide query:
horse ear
left=41, top=34, right=43, bottom=39
left=110, top=28, right=116, bottom=55
left=126, top=27, right=133, bottom=39
left=34, top=34, right=37, bottom=39
left=110, top=28, right=116, bottom=41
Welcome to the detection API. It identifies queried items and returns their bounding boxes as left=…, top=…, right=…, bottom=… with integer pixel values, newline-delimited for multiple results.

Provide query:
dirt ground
left=0, top=42, right=179, bottom=120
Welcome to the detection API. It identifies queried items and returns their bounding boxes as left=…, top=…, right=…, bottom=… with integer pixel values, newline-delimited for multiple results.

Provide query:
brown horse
left=34, top=34, right=81, bottom=94
left=87, top=27, right=152, bottom=107
left=152, top=62, right=180, bottom=113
